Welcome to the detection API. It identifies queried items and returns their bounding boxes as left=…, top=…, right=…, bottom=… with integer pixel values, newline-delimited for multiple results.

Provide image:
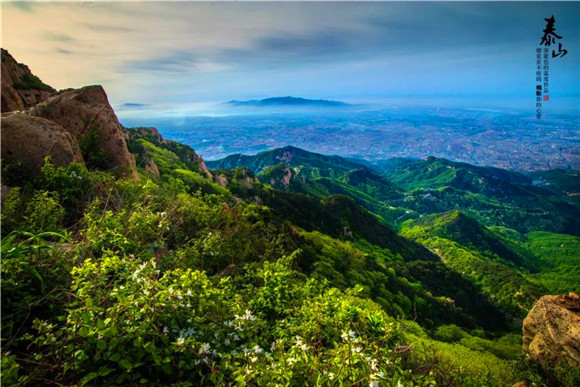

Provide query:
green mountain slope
left=401, top=211, right=547, bottom=317
left=381, top=156, right=580, bottom=235
left=528, top=169, right=580, bottom=196
left=209, top=147, right=407, bottom=225
left=379, top=156, right=535, bottom=195
left=206, top=145, right=375, bottom=174
left=523, top=231, right=580, bottom=294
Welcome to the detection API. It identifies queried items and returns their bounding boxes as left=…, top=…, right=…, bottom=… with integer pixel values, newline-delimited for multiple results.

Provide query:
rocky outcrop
left=196, top=155, right=212, bottom=179
left=522, top=293, right=580, bottom=369
left=1, top=48, right=55, bottom=112
left=1, top=113, right=84, bottom=176
left=2, top=83, right=25, bottom=112
left=28, top=85, right=138, bottom=179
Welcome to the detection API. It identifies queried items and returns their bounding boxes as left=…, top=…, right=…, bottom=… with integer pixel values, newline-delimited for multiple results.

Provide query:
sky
left=2, top=1, right=579, bottom=116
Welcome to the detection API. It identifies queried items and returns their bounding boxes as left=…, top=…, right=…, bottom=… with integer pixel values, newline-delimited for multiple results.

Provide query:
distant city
left=121, top=105, right=580, bottom=172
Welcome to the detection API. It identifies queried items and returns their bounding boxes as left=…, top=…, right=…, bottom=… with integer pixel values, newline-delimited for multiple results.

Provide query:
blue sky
left=3, top=1, right=579, bottom=115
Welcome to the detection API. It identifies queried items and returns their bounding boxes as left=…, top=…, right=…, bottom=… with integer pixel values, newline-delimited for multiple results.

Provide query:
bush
left=79, top=127, right=109, bottom=171
left=25, top=254, right=423, bottom=386
left=434, top=324, right=468, bottom=343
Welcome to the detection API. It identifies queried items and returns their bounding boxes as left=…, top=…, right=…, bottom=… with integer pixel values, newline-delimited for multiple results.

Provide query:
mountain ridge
left=227, top=96, right=349, bottom=107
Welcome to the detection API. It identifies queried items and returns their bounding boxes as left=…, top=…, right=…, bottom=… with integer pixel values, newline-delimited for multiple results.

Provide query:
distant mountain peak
left=227, top=96, right=348, bottom=107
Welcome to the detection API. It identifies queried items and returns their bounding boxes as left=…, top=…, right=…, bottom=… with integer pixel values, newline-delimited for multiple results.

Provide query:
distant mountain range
left=227, top=96, right=349, bottom=107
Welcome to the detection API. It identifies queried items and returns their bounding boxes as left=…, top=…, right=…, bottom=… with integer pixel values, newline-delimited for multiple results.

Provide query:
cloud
left=256, top=29, right=348, bottom=56
left=124, top=49, right=197, bottom=73
left=117, top=103, right=150, bottom=110
left=44, top=31, right=76, bottom=43
left=83, top=23, right=138, bottom=33
left=2, top=1, right=578, bottom=107
left=5, top=1, right=37, bottom=13
left=56, top=48, right=75, bottom=55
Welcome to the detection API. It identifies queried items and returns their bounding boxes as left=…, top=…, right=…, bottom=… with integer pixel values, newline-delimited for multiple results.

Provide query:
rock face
left=522, top=293, right=580, bottom=369
left=192, top=151, right=212, bottom=179
left=2, top=83, right=25, bottom=112
left=28, top=86, right=138, bottom=179
left=1, top=113, right=84, bottom=175
left=1, top=48, right=55, bottom=112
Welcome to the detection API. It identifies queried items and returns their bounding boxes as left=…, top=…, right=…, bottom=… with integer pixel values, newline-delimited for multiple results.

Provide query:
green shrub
left=12, top=72, right=53, bottom=91
left=79, top=127, right=109, bottom=171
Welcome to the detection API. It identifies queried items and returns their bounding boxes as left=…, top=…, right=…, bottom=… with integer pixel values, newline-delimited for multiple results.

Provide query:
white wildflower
left=242, top=309, right=255, bottom=321
left=199, top=342, right=211, bottom=355
left=294, top=335, right=303, bottom=347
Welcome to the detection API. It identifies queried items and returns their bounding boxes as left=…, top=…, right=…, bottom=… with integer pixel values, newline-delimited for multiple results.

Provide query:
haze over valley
left=120, top=104, right=580, bottom=172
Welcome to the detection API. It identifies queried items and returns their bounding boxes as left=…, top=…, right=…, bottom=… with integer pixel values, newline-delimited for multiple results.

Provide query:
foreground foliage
left=2, top=135, right=576, bottom=385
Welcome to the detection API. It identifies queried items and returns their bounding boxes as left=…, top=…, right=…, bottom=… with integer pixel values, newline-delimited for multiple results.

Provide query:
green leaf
left=79, top=326, right=89, bottom=338
left=119, top=359, right=132, bottom=370
left=80, top=372, right=98, bottom=386
left=97, top=367, right=115, bottom=377
left=97, top=340, right=107, bottom=351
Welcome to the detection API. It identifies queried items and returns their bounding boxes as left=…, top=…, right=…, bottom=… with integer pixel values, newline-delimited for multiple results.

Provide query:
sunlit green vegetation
left=2, top=131, right=577, bottom=385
